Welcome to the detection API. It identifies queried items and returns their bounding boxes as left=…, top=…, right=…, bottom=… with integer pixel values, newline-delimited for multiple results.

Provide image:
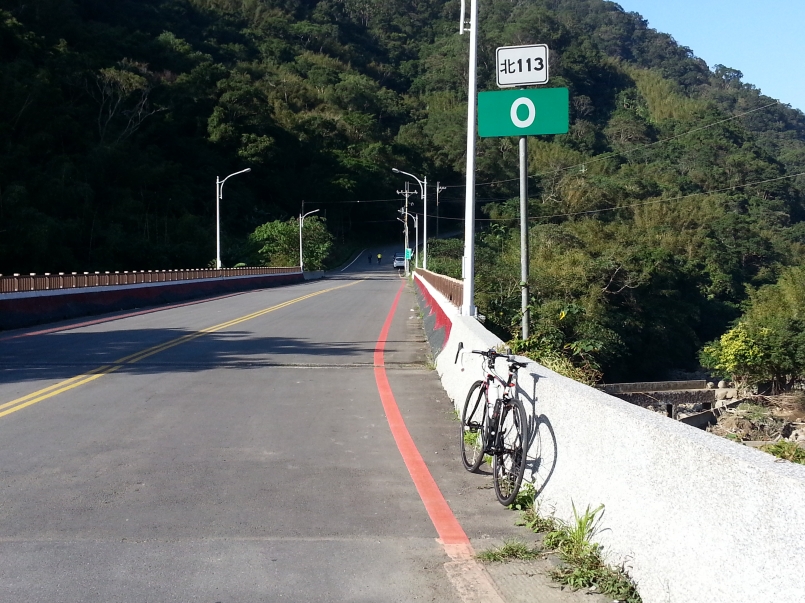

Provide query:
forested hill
left=3, top=0, right=805, bottom=380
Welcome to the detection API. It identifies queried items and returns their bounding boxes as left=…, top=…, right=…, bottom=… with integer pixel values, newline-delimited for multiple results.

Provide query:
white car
left=393, top=253, right=406, bottom=269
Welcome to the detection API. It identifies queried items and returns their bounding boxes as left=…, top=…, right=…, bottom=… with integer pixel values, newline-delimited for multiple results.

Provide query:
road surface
left=0, top=248, right=512, bottom=602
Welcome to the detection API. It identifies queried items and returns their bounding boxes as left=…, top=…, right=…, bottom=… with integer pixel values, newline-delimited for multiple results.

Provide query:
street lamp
left=397, top=211, right=418, bottom=275
left=216, top=168, right=251, bottom=269
left=299, top=208, right=319, bottom=272
left=392, top=168, right=428, bottom=270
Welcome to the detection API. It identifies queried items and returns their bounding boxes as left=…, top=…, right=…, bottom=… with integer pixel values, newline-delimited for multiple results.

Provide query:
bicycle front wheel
left=460, top=380, right=487, bottom=472
left=493, top=397, right=528, bottom=506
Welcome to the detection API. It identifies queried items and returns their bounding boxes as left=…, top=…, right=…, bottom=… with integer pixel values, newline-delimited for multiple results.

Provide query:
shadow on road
left=0, top=329, right=416, bottom=387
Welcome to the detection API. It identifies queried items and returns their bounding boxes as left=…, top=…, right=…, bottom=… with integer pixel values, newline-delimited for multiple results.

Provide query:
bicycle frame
left=476, top=355, right=521, bottom=454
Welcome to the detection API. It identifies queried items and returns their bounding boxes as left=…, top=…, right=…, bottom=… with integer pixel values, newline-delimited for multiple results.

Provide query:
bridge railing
left=0, top=266, right=300, bottom=294
left=414, top=268, right=462, bottom=308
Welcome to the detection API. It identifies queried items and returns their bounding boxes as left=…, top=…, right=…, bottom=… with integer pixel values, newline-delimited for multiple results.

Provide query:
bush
left=700, top=266, right=805, bottom=392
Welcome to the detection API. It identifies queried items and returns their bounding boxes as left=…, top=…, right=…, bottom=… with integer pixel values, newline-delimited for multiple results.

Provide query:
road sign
left=478, top=88, right=569, bottom=138
left=405, top=248, right=412, bottom=260
left=496, top=44, right=549, bottom=87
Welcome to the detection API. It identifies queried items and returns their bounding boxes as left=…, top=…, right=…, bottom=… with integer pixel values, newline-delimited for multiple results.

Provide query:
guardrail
left=414, top=271, right=805, bottom=603
left=0, top=267, right=300, bottom=294
left=414, top=268, right=462, bottom=308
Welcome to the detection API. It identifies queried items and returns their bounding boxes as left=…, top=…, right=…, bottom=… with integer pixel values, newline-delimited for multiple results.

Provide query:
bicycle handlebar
left=470, top=349, right=528, bottom=369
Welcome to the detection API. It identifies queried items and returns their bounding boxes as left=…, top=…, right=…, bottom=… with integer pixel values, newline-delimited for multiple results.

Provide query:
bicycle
left=460, top=349, right=529, bottom=506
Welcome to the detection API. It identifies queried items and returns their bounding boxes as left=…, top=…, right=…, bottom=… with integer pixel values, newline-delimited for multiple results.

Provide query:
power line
left=440, top=100, right=780, bottom=190
left=534, top=170, right=805, bottom=221
left=424, top=170, right=805, bottom=222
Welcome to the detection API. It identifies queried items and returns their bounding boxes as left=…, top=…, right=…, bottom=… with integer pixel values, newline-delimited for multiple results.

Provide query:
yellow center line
left=0, top=280, right=362, bottom=419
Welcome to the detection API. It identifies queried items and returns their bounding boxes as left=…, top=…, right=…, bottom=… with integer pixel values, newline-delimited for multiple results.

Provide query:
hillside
left=2, top=0, right=805, bottom=380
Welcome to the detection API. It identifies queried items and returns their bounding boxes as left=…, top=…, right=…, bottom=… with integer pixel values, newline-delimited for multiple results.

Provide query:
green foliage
left=543, top=502, right=642, bottom=602
left=700, top=267, right=805, bottom=391
left=248, top=216, right=332, bottom=270
left=476, top=539, right=542, bottom=563
left=3, top=0, right=805, bottom=387
left=760, top=441, right=805, bottom=465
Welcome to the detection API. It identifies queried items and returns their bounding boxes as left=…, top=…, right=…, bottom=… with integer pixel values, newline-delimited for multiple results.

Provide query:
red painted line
left=0, top=290, right=250, bottom=342
left=374, top=283, right=470, bottom=546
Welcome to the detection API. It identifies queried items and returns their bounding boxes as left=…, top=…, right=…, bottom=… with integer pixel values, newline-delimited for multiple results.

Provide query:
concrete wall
left=414, top=273, right=805, bottom=603
left=0, top=272, right=305, bottom=331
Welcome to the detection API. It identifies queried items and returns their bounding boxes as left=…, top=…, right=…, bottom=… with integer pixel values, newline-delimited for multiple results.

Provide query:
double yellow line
left=0, top=281, right=360, bottom=420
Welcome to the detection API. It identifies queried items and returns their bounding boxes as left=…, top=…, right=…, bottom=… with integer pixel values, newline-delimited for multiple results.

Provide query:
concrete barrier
left=414, top=273, right=805, bottom=603
left=0, top=272, right=304, bottom=331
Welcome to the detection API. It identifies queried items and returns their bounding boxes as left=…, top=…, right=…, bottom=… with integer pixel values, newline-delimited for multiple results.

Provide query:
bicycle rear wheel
left=493, top=397, right=528, bottom=506
left=460, top=380, right=487, bottom=472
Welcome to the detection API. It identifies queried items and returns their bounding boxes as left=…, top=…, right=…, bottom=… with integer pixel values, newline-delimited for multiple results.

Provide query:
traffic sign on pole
left=496, top=44, right=549, bottom=87
left=478, top=88, right=569, bottom=138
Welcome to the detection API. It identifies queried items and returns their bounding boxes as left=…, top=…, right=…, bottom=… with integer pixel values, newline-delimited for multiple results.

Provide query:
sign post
left=478, top=78, right=569, bottom=340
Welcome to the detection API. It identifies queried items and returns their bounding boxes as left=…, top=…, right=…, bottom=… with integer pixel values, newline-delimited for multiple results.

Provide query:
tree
left=248, top=216, right=333, bottom=270
left=700, top=267, right=805, bottom=392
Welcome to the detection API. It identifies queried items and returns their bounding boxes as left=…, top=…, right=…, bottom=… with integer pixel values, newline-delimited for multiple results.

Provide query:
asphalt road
left=0, top=247, right=478, bottom=603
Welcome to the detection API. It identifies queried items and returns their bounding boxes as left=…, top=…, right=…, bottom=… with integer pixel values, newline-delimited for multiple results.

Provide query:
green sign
left=405, top=248, right=412, bottom=260
left=478, top=88, right=569, bottom=138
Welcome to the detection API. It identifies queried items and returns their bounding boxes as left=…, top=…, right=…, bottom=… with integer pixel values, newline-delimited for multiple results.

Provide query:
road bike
left=460, top=349, right=529, bottom=506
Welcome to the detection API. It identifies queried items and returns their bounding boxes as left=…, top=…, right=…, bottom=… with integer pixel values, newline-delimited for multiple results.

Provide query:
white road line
left=340, top=248, right=367, bottom=272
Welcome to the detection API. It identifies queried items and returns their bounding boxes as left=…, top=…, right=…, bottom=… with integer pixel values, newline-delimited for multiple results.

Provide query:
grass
left=542, top=503, right=641, bottom=602
left=477, top=539, right=541, bottom=562
left=737, top=402, right=770, bottom=423
left=509, top=486, right=642, bottom=602
left=761, top=440, right=805, bottom=464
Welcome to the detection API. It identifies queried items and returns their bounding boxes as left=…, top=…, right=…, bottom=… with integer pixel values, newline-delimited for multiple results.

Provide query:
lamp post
left=392, top=168, right=428, bottom=270
left=299, top=208, right=320, bottom=272
left=216, top=168, right=251, bottom=269
left=459, top=0, right=478, bottom=317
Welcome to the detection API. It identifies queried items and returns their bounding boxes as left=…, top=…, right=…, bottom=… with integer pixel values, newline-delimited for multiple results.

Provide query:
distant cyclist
left=367, top=254, right=372, bottom=264
left=377, top=253, right=382, bottom=264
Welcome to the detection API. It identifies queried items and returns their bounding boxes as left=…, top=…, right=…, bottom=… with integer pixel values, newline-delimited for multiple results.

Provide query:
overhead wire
left=297, top=102, right=786, bottom=214
left=420, top=170, right=805, bottom=222
left=439, top=100, right=781, bottom=190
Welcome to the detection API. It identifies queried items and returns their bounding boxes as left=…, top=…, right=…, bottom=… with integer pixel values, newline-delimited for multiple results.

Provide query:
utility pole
left=460, top=0, right=478, bottom=317
left=396, top=181, right=417, bottom=276
left=436, top=182, right=446, bottom=240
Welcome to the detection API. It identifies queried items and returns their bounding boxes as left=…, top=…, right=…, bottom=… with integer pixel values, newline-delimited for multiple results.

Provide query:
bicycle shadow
left=516, top=371, right=558, bottom=498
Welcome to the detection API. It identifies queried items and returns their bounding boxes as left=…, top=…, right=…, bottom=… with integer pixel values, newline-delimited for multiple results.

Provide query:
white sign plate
left=496, top=44, right=549, bottom=88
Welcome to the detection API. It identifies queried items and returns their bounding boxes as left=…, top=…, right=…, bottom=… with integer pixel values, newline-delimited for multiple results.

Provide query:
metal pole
left=414, top=214, right=419, bottom=269
left=436, top=182, right=441, bottom=240
left=404, top=182, right=410, bottom=276
left=519, top=136, right=529, bottom=339
left=462, top=0, right=478, bottom=317
left=215, top=177, right=221, bottom=270
left=299, top=207, right=319, bottom=274
left=423, top=177, right=428, bottom=270
left=215, top=168, right=251, bottom=270
left=299, top=201, right=304, bottom=272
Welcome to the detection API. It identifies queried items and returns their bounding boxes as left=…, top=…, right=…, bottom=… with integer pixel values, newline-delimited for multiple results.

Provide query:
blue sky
left=614, top=1, right=805, bottom=111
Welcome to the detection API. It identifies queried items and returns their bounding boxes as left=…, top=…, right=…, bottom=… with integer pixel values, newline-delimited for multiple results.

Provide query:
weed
left=524, top=502, right=642, bottom=602
left=425, top=352, right=436, bottom=370
left=507, top=482, right=535, bottom=512
left=737, top=402, right=769, bottom=422
left=463, top=430, right=479, bottom=446
left=483, top=454, right=493, bottom=466
left=761, top=440, right=805, bottom=464
left=477, top=539, right=541, bottom=562
left=544, top=502, right=603, bottom=560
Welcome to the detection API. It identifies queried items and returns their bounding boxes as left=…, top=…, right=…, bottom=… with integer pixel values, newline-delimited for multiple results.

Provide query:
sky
left=614, top=1, right=805, bottom=111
